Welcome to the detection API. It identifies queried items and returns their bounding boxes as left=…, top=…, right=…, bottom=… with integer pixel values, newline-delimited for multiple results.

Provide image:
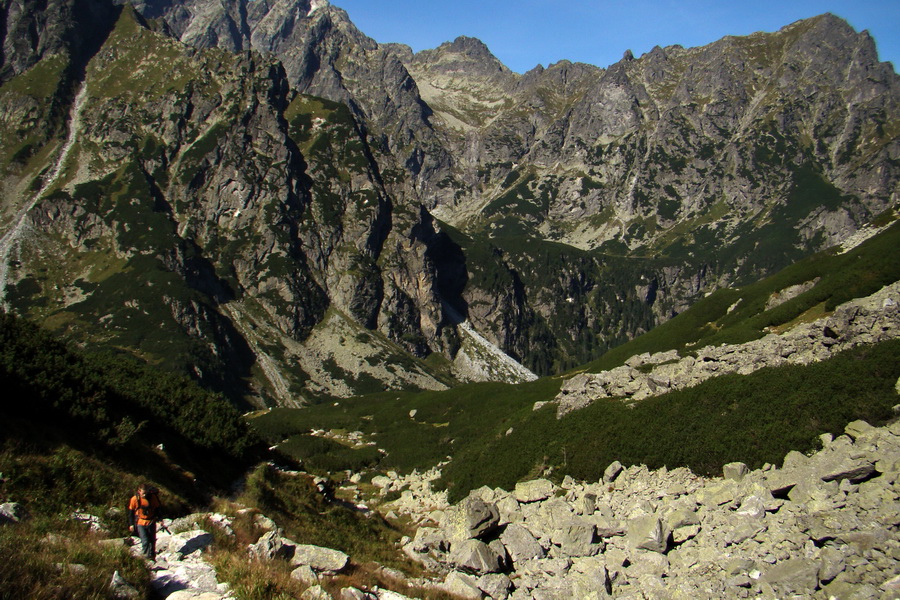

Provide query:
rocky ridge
left=397, top=418, right=900, bottom=600
left=552, top=279, right=900, bottom=417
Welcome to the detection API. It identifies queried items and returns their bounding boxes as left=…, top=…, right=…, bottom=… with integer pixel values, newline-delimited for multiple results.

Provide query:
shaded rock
left=449, top=539, right=504, bottom=574
left=109, top=571, right=140, bottom=600
left=0, top=502, right=29, bottom=524
left=762, top=558, right=821, bottom=595
left=248, top=531, right=290, bottom=561
left=603, top=461, right=624, bottom=483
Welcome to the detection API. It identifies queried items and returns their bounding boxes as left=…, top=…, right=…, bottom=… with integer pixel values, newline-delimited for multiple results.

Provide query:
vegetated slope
left=0, top=310, right=265, bottom=495
left=252, top=221, right=900, bottom=500
left=1, top=0, right=897, bottom=404
left=0, top=313, right=457, bottom=599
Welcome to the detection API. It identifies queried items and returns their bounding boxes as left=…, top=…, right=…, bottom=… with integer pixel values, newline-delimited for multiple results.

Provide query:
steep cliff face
left=0, top=5, right=460, bottom=404
left=0, top=0, right=897, bottom=403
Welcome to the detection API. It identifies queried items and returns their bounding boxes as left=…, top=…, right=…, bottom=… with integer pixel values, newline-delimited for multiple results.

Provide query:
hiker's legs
left=136, top=523, right=156, bottom=559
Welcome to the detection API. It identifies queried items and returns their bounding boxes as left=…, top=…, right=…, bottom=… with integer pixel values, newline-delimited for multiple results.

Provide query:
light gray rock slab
left=514, top=479, right=556, bottom=503
left=289, top=543, right=349, bottom=573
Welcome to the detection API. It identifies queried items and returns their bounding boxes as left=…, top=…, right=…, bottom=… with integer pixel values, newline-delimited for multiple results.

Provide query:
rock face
left=0, top=0, right=898, bottom=403
left=554, top=280, right=900, bottom=416
left=404, top=419, right=900, bottom=599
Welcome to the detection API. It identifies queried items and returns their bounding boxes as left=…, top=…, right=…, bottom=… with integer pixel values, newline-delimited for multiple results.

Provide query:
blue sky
left=332, top=1, right=899, bottom=74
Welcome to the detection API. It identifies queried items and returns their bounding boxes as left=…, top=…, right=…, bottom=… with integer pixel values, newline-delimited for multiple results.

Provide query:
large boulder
left=248, top=531, right=291, bottom=561
left=441, top=497, right=500, bottom=542
left=159, top=530, right=214, bottom=557
left=626, top=515, right=668, bottom=554
left=514, top=479, right=556, bottom=503
left=290, top=544, right=350, bottom=574
left=762, top=558, right=821, bottom=596
left=448, top=539, right=505, bottom=574
left=499, top=523, right=545, bottom=564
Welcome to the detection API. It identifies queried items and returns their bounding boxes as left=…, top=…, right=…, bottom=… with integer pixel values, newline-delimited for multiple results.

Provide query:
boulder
left=499, top=523, right=545, bottom=564
left=514, top=479, right=556, bottom=503
left=442, top=497, right=500, bottom=542
left=762, top=558, right=821, bottom=595
left=626, top=515, right=668, bottom=553
left=248, top=531, right=290, bottom=561
left=554, top=518, right=599, bottom=557
left=109, top=571, right=140, bottom=600
left=443, top=571, right=483, bottom=600
left=290, top=564, right=318, bottom=586
left=449, top=539, right=504, bottom=574
left=290, top=543, right=350, bottom=573
left=300, top=586, right=332, bottom=600
left=159, top=530, right=214, bottom=557
left=722, top=462, right=749, bottom=481
left=0, top=502, right=29, bottom=524
left=603, top=461, right=624, bottom=483
left=477, top=573, right=512, bottom=600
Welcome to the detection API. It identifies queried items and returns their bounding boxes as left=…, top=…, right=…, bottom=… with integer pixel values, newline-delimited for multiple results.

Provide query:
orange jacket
left=128, top=493, right=160, bottom=527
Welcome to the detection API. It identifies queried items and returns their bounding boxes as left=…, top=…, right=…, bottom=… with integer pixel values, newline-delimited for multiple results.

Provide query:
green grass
left=251, top=377, right=564, bottom=475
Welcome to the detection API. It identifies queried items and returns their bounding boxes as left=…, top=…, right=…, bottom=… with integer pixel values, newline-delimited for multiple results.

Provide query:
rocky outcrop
left=404, top=419, right=900, bottom=599
left=553, top=280, right=900, bottom=416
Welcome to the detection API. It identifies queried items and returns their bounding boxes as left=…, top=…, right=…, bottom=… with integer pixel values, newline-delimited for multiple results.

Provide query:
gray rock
left=514, top=480, right=556, bottom=503
left=0, top=502, right=29, bottom=524
left=554, top=518, right=599, bottom=557
left=300, top=585, right=332, bottom=600
left=626, top=515, right=668, bottom=554
left=477, top=573, right=512, bottom=600
left=159, top=530, right=214, bottom=557
left=442, top=497, right=500, bottom=543
left=603, top=461, right=624, bottom=483
left=499, top=524, right=545, bottom=564
left=443, top=571, right=484, bottom=600
left=723, top=462, right=749, bottom=481
left=109, top=571, right=140, bottom=600
left=449, top=539, right=504, bottom=574
left=290, top=544, right=350, bottom=573
left=248, top=531, right=291, bottom=561
left=290, top=564, right=318, bottom=586
left=762, top=558, right=821, bottom=595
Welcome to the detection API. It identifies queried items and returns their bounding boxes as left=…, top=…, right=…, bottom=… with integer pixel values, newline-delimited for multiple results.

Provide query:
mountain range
left=0, top=0, right=897, bottom=407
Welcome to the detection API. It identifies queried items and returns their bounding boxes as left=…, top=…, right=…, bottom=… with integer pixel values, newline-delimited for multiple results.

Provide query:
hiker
left=128, top=484, right=161, bottom=560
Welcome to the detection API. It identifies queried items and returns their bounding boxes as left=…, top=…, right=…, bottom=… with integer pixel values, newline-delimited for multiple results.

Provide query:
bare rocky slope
left=0, top=0, right=897, bottom=405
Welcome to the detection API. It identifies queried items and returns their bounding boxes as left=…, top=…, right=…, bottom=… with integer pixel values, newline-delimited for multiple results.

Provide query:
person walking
left=128, top=484, right=161, bottom=561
